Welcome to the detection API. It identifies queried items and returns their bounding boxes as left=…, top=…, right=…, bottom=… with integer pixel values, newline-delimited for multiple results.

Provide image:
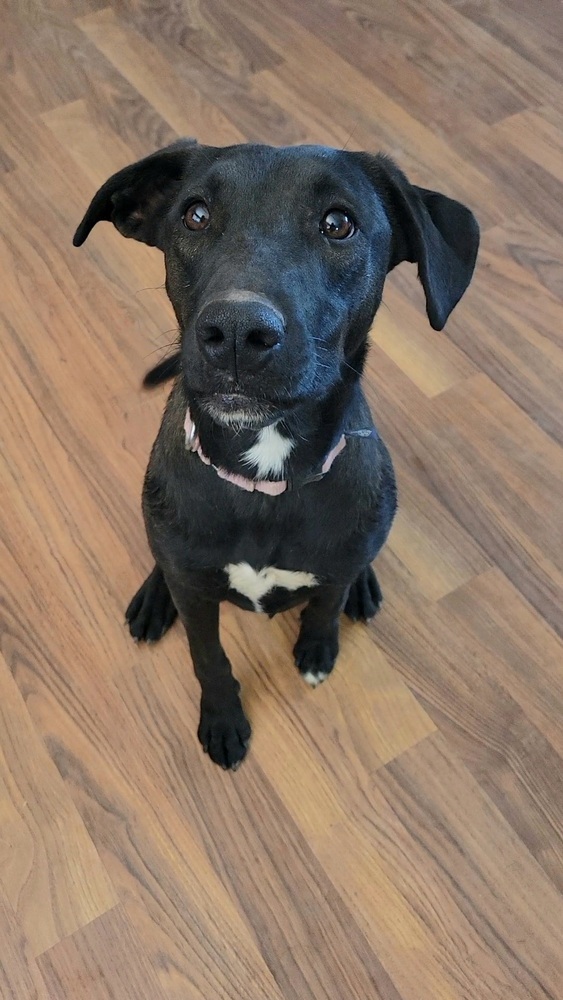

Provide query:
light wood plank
left=0, top=654, right=116, bottom=956
left=0, top=893, right=48, bottom=1000
left=38, top=906, right=169, bottom=1000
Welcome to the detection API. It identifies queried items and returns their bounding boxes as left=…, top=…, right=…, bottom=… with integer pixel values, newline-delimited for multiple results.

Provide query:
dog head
left=75, top=140, right=479, bottom=427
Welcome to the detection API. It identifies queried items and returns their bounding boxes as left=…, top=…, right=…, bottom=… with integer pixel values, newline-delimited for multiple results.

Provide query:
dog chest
left=224, top=562, right=318, bottom=613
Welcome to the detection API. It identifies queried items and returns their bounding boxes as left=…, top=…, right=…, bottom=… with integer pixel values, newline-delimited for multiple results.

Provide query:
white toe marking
left=242, top=425, right=294, bottom=478
left=302, top=670, right=328, bottom=687
left=225, top=562, right=317, bottom=612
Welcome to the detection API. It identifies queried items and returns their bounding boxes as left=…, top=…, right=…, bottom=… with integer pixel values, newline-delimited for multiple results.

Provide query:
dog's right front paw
left=125, top=565, right=178, bottom=643
left=198, top=703, right=251, bottom=770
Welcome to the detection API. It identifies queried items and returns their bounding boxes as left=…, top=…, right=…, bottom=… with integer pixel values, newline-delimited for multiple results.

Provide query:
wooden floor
left=1, top=0, right=563, bottom=996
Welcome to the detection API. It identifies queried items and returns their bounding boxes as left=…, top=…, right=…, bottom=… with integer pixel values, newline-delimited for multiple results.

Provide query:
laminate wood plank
left=440, top=567, right=563, bottom=761
left=238, top=681, right=465, bottom=999
left=390, top=223, right=563, bottom=443
left=220, top=603, right=552, bottom=1000
left=482, top=214, right=563, bottom=302
left=145, top=753, right=405, bottom=1000
left=359, top=359, right=490, bottom=601
left=80, top=5, right=300, bottom=146
left=435, top=567, right=563, bottom=889
left=40, top=100, right=173, bottom=337
left=433, top=375, right=563, bottom=570
left=446, top=289, right=563, bottom=447
left=372, top=288, right=476, bottom=398
left=452, top=0, right=563, bottom=84
left=376, top=732, right=563, bottom=999
left=77, top=8, right=246, bottom=145
left=458, top=120, right=563, bottom=237
left=250, top=0, right=525, bottom=131
left=0, top=653, right=116, bottom=957
left=2, top=8, right=89, bottom=114
left=494, top=107, right=563, bottom=184
left=59, top=31, right=179, bottom=159
left=247, top=0, right=563, bottom=127
left=37, top=906, right=170, bottom=1000
left=369, top=368, right=563, bottom=634
left=0, top=88, right=172, bottom=345
left=115, top=0, right=283, bottom=81
left=0, top=187, right=156, bottom=531
left=367, top=550, right=563, bottom=892
left=248, top=637, right=563, bottom=1000
left=0, top=893, right=48, bottom=1000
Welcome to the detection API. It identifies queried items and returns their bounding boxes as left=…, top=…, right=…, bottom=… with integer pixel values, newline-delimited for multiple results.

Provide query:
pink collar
left=184, top=408, right=346, bottom=495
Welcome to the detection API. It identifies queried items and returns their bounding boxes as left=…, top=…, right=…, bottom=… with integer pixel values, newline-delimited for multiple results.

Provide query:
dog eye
left=320, top=209, right=356, bottom=240
left=183, top=201, right=211, bottom=231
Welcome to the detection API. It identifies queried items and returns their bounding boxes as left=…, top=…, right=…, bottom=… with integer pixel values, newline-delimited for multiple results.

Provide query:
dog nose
left=196, top=298, right=284, bottom=372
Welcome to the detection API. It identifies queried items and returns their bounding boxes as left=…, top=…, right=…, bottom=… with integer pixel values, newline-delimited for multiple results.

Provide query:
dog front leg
left=165, top=575, right=251, bottom=769
left=293, top=584, right=347, bottom=687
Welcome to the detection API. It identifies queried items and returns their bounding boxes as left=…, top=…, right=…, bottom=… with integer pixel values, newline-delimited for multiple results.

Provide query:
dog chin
left=201, top=395, right=278, bottom=429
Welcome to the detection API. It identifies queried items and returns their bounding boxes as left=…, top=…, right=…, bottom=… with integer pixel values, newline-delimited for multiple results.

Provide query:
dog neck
left=183, top=377, right=362, bottom=488
left=184, top=407, right=348, bottom=494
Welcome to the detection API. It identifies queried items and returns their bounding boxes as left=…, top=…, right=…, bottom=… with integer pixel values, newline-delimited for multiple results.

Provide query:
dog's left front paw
left=294, top=633, right=339, bottom=687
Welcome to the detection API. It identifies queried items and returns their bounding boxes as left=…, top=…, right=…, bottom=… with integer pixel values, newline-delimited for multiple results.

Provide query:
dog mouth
left=201, top=393, right=278, bottom=428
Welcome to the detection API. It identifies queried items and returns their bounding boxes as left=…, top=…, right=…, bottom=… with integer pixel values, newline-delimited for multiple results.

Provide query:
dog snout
left=195, top=297, right=285, bottom=373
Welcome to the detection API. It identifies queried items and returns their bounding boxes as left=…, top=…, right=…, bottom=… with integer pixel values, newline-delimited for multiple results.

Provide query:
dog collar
left=183, top=408, right=363, bottom=495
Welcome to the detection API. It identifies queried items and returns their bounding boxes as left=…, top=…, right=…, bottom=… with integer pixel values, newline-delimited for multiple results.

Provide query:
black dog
left=74, top=140, right=479, bottom=769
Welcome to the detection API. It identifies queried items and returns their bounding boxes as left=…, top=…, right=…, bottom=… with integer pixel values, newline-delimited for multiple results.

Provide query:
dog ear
left=73, top=139, right=198, bottom=250
left=359, top=154, right=479, bottom=330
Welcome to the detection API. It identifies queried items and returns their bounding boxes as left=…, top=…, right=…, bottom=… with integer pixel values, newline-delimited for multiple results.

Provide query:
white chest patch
left=242, top=425, right=294, bottom=478
left=225, top=562, right=318, bottom=612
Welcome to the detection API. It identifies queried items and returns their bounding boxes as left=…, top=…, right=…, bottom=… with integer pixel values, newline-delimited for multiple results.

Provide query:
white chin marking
left=225, top=562, right=317, bottom=613
left=242, top=425, right=295, bottom=478
left=302, top=670, right=328, bottom=687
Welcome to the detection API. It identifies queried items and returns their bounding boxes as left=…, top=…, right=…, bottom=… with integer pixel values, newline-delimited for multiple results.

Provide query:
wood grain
left=1, top=0, right=563, bottom=997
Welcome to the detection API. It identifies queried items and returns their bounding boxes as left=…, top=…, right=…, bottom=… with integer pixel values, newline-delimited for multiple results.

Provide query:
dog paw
left=125, top=565, right=178, bottom=643
left=198, top=703, right=251, bottom=770
left=294, top=633, right=339, bottom=687
left=344, top=566, right=383, bottom=622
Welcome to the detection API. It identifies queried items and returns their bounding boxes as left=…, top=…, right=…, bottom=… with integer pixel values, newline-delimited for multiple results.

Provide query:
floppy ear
left=73, top=139, right=198, bottom=250
left=360, top=154, right=479, bottom=330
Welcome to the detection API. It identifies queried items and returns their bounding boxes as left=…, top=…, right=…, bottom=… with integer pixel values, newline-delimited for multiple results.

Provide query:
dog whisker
left=340, top=120, right=360, bottom=153
left=342, top=360, right=362, bottom=376
left=143, top=342, right=180, bottom=359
